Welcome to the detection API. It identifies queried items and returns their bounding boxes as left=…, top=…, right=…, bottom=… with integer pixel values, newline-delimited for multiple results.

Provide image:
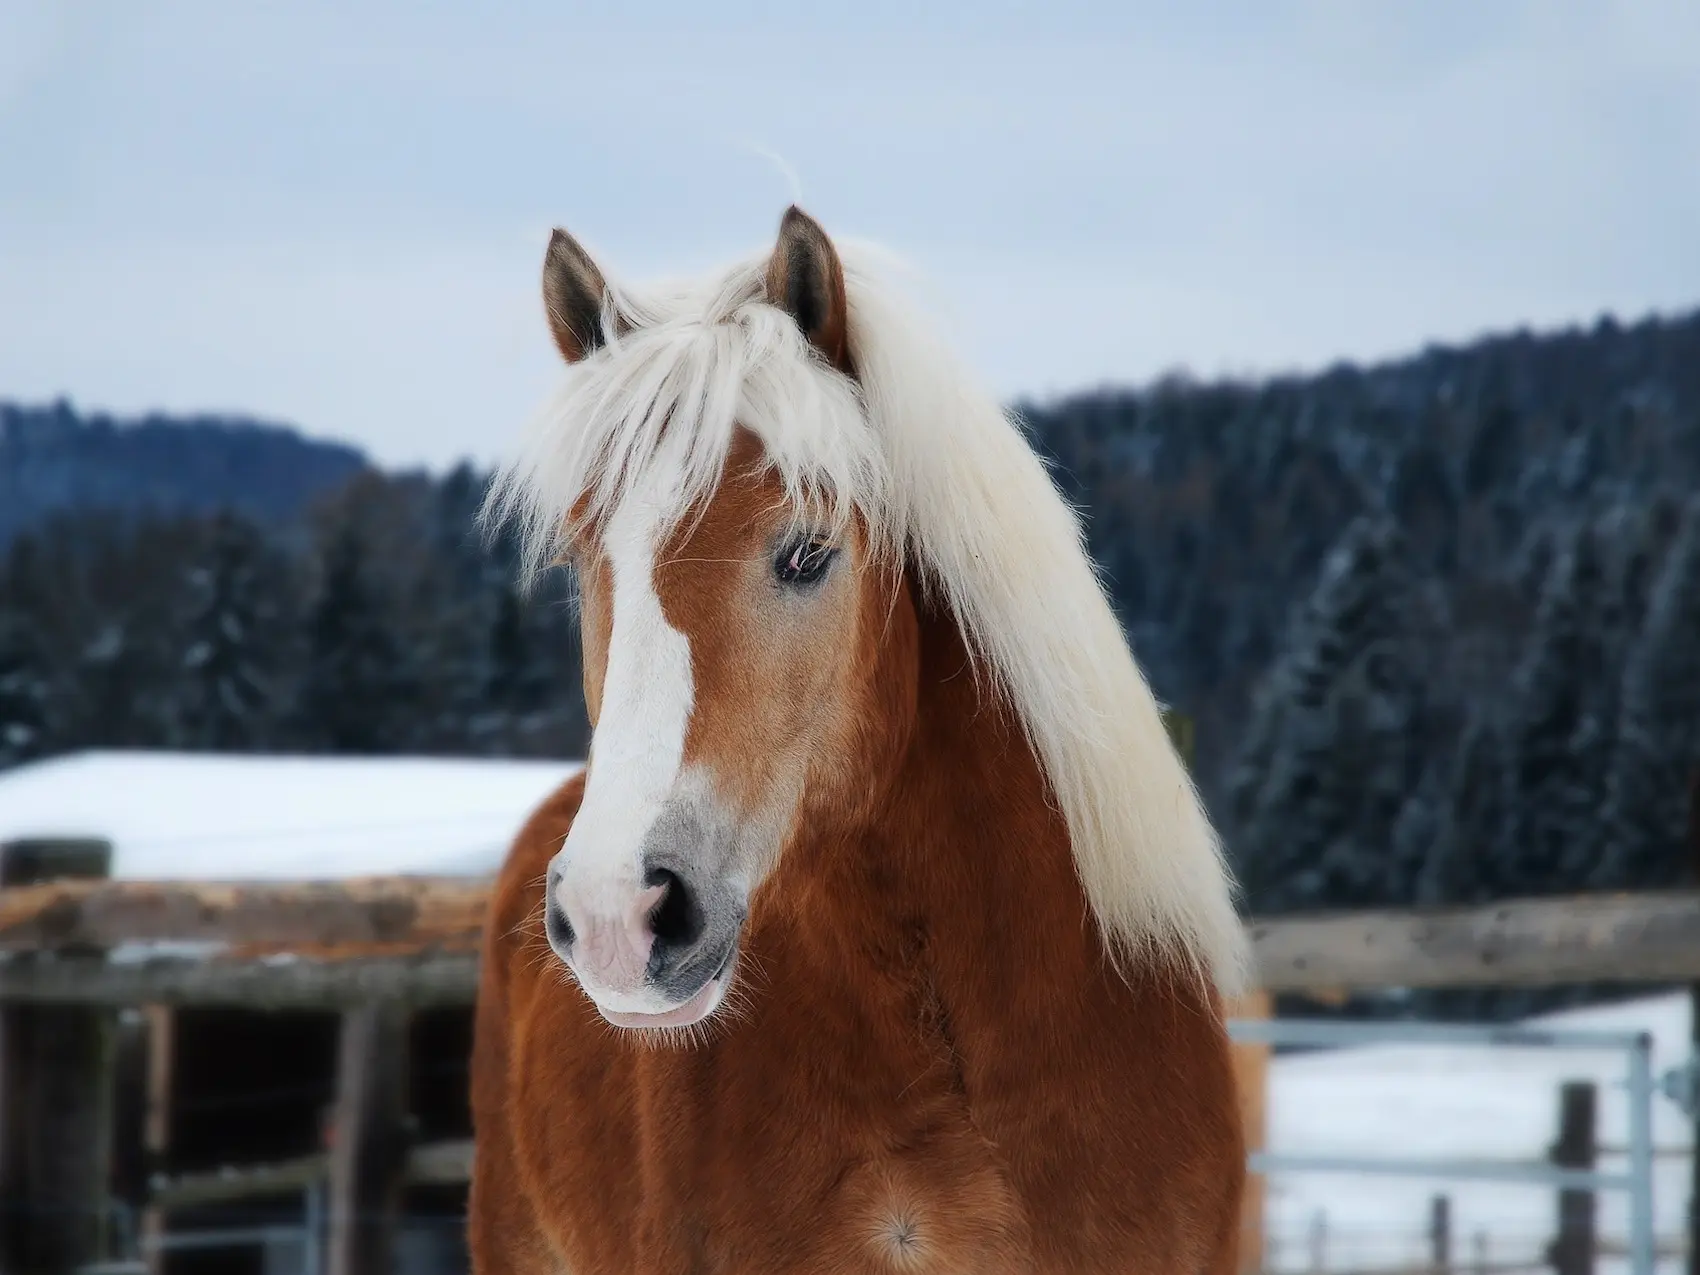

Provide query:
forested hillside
left=0, top=467, right=587, bottom=767
left=1020, top=308, right=1700, bottom=919
left=0, top=399, right=368, bottom=545
left=3, top=308, right=1698, bottom=945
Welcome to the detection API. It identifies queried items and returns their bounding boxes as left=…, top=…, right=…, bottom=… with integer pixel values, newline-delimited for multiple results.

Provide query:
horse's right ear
left=542, top=229, right=613, bottom=364
left=764, top=206, right=853, bottom=375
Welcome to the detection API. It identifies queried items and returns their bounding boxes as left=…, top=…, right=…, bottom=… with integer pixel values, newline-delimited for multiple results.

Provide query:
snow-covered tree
left=1233, top=517, right=1426, bottom=912
left=177, top=513, right=291, bottom=750
left=1498, top=521, right=1615, bottom=892
left=0, top=608, right=52, bottom=768
left=1592, top=499, right=1700, bottom=888
left=298, top=519, right=416, bottom=753
left=1418, top=717, right=1513, bottom=904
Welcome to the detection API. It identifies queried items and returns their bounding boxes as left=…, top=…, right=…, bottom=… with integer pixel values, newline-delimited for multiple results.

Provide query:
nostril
left=645, top=868, right=704, bottom=952
left=544, top=878, right=575, bottom=952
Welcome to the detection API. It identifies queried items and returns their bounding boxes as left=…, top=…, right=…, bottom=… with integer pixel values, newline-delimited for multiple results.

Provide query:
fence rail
left=148, top=1139, right=474, bottom=1211
left=3, top=882, right=1700, bottom=1007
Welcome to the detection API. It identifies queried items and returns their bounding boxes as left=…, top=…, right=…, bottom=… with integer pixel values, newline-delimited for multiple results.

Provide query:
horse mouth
left=596, top=973, right=724, bottom=1030
left=594, top=947, right=736, bottom=1032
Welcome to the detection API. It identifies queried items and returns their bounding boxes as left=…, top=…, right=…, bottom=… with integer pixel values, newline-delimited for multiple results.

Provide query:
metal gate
left=1226, top=1018, right=1658, bottom=1275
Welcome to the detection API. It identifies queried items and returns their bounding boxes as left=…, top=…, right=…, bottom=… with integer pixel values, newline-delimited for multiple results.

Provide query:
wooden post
left=1429, top=1194, right=1452, bottom=1275
left=1690, top=978, right=1700, bottom=1275
left=0, top=837, right=118, bottom=1275
left=140, top=1005, right=174, bottom=1275
left=1548, top=1081, right=1598, bottom=1275
left=326, top=1001, right=410, bottom=1275
left=1686, top=767, right=1700, bottom=1275
left=107, top=1008, right=149, bottom=1261
left=1228, top=989, right=1271, bottom=1275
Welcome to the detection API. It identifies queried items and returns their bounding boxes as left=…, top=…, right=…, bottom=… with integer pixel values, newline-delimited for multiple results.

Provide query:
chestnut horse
left=471, top=207, right=1249, bottom=1274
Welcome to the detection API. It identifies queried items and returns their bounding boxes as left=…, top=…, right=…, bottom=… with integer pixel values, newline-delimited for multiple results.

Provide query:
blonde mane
left=484, top=244, right=1249, bottom=993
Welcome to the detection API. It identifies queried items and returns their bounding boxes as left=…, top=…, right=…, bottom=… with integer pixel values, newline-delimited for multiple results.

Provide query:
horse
left=470, top=206, right=1250, bottom=1274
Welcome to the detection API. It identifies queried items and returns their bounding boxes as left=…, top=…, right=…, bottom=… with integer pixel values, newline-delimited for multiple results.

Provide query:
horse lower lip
left=597, top=978, right=721, bottom=1030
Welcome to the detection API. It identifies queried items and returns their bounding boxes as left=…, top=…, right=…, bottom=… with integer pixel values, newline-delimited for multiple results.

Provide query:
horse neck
left=778, top=585, right=1104, bottom=1013
left=894, top=600, right=1100, bottom=983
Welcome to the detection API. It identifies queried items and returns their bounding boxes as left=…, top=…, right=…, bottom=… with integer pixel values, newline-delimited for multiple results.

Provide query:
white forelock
left=483, top=242, right=1249, bottom=993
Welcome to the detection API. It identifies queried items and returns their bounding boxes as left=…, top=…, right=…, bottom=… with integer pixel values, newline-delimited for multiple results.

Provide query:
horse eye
left=774, top=536, right=836, bottom=587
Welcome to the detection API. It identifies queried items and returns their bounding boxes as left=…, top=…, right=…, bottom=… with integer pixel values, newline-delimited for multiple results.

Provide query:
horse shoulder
left=469, top=771, right=587, bottom=1275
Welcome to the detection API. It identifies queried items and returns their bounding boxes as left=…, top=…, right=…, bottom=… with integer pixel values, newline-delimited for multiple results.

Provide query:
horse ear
left=542, top=228, right=614, bottom=364
left=764, top=206, right=853, bottom=374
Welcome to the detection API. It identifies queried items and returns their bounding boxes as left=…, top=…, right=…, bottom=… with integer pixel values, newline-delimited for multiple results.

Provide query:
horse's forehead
left=585, top=463, right=779, bottom=641
left=632, top=453, right=783, bottom=564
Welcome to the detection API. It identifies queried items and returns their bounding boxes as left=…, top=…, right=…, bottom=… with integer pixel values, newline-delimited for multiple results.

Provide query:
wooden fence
left=4, top=877, right=1700, bottom=1005
left=5, top=866, right=1700, bottom=1273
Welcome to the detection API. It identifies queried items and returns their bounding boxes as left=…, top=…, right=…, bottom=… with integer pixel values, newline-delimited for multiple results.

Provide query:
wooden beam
left=0, top=876, right=489, bottom=953
left=147, top=1139, right=475, bottom=1212
left=140, top=1005, right=173, bottom=1275
left=151, top=1149, right=327, bottom=1212
left=1249, top=890, right=1700, bottom=991
left=326, top=1002, right=411, bottom=1275
left=406, top=1136, right=474, bottom=1186
left=0, top=950, right=481, bottom=1008
left=4, top=888, right=1700, bottom=1007
left=0, top=838, right=119, bottom=1274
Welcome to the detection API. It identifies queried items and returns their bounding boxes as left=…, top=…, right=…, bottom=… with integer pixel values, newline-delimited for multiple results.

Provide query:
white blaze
left=550, top=499, right=695, bottom=1011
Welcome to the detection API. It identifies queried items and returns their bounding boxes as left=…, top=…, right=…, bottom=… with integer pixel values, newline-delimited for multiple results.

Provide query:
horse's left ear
left=764, top=206, right=853, bottom=375
left=543, top=228, right=617, bottom=364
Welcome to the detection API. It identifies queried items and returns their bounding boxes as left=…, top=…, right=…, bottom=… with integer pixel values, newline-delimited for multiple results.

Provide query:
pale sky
left=3, top=0, right=1698, bottom=471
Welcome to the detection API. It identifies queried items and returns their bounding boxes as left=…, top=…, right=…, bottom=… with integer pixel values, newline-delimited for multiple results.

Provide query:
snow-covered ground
left=1261, top=993, right=1693, bottom=1275
left=0, top=750, right=581, bottom=879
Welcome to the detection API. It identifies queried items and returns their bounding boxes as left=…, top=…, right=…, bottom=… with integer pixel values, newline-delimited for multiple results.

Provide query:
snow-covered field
left=1261, top=993, right=1693, bottom=1275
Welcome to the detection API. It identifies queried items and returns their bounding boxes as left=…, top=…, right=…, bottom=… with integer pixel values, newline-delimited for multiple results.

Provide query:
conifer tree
left=1233, top=517, right=1423, bottom=912
left=1418, top=717, right=1512, bottom=904
left=1593, top=499, right=1700, bottom=888
left=298, top=519, right=415, bottom=753
left=177, top=513, right=291, bottom=750
left=0, top=609, right=52, bottom=768
left=0, top=536, right=57, bottom=768
left=1499, top=522, right=1614, bottom=893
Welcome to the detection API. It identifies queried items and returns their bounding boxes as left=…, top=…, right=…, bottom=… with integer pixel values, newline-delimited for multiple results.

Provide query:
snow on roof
left=0, top=750, right=582, bottom=881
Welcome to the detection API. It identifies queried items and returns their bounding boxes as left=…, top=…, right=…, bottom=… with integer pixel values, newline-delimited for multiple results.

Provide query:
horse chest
left=503, top=898, right=1236, bottom=1274
left=516, top=989, right=1039, bottom=1273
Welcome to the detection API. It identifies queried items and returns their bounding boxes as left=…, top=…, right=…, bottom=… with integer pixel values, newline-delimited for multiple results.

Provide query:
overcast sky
left=2, top=1, right=1697, bottom=471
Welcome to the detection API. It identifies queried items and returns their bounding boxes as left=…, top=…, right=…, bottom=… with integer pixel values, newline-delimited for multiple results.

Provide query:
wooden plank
left=1227, top=990, right=1270, bottom=1275
left=0, top=876, right=489, bottom=953
left=148, top=1138, right=475, bottom=1212
left=0, top=950, right=482, bottom=1008
left=326, top=1001, right=411, bottom=1275
left=0, top=838, right=119, bottom=1274
left=140, top=1005, right=173, bottom=1275
left=1249, top=890, right=1700, bottom=991
left=5, top=888, right=1700, bottom=1006
left=406, top=1136, right=474, bottom=1186
left=151, top=1149, right=327, bottom=1212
